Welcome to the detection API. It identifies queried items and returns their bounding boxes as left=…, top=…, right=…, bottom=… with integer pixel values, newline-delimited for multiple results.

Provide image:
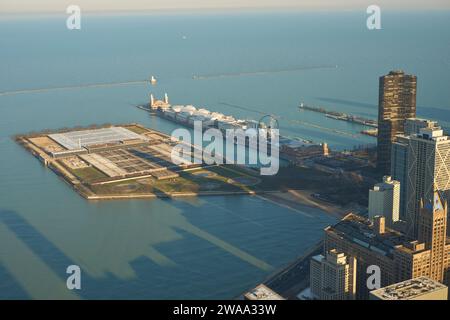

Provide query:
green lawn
left=71, top=166, right=107, bottom=183
left=88, top=166, right=255, bottom=196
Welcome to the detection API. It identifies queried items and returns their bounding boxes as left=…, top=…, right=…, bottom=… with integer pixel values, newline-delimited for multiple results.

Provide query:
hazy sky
left=1, top=0, right=449, bottom=13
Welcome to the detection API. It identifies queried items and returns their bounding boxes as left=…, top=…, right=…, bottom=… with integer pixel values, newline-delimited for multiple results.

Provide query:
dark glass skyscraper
left=377, top=70, right=417, bottom=174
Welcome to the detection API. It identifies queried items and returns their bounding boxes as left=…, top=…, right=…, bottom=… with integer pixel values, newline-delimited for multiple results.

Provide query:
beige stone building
left=310, top=249, right=357, bottom=300
left=324, top=192, right=450, bottom=299
left=370, top=276, right=448, bottom=300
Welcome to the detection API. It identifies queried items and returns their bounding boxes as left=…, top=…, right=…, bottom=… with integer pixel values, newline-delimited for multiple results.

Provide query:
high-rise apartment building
left=368, top=176, right=400, bottom=227
left=377, top=70, right=417, bottom=174
left=404, top=127, right=450, bottom=238
left=310, top=249, right=357, bottom=300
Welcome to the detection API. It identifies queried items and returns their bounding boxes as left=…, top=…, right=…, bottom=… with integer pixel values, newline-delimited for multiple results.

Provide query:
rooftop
left=244, top=284, right=285, bottom=301
left=370, top=277, right=448, bottom=300
left=387, top=70, right=404, bottom=76
left=49, top=127, right=146, bottom=150
left=326, top=213, right=409, bottom=257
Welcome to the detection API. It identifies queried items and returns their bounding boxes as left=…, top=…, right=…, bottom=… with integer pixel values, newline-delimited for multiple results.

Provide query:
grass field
left=71, top=166, right=108, bottom=183
left=85, top=165, right=260, bottom=196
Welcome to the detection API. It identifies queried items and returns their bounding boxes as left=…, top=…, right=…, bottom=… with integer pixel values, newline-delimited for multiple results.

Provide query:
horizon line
left=1, top=6, right=449, bottom=18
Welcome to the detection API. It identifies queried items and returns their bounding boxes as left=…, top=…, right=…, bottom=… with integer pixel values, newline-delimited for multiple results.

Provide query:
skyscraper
left=405, top=127, right=450, bottom=238
left=377, top=70, right=417, bottom=174
left=310, top=249, right=357, bottom=300
left=368, top=176, right=400, bottom=228
left=418, top=193, right=448, bottom=282
left=391, top=119, right=439, bottom=221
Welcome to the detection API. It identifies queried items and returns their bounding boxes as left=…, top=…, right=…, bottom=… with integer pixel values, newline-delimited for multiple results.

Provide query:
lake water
left=0, top=10, right=449, bottom=299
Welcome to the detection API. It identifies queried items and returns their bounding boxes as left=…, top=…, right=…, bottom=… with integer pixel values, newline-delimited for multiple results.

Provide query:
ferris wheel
left=258, top=114, right=279, bottom=130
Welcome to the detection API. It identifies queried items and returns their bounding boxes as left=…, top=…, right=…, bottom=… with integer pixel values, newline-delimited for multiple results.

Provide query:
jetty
left=299, top=102, right=378, bottom=128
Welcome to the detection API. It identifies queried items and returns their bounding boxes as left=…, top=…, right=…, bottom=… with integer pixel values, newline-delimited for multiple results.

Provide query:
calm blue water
left=0, top=11, right=449, bottom=299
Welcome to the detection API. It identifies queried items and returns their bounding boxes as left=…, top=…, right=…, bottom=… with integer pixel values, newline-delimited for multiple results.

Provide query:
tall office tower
left=368, top=176, right=400, bottom=227
left=310, top=249, right=357, bottom=300
left=391, top=119, right=439, bottom=220
left=418, top=192, right=448, bottom=282
left=395, top=193, right=450, bottom=284
left=405, top=127, right=450, bottom=238
left=377, top=70, right=417, bottom=174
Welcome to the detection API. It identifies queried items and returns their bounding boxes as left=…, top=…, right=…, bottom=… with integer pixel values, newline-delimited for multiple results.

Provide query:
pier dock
left=299, top=103, right=378, bottom=128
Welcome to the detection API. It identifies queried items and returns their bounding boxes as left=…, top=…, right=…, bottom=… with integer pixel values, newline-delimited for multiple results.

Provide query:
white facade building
left=368, top=176, right=401, bottom=228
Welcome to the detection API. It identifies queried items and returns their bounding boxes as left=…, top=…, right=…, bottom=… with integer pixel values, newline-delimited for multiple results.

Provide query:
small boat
left=150, top=76, right=157, bottom=85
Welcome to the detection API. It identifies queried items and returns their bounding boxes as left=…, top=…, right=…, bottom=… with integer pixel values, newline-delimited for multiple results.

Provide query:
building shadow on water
left=0, top=262, right=30, bottom=299
left=0, top=209, right=187, bottom=299
left=0, top=202, right=277, bottom=299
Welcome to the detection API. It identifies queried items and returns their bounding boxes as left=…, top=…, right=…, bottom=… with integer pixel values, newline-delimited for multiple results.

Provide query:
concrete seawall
left=84, top=190, right=281, bottom=201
